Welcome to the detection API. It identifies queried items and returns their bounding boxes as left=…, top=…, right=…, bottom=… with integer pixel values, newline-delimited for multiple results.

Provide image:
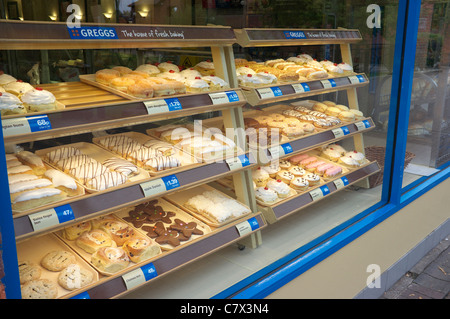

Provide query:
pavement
left=380, top=235, right=450, bottom=299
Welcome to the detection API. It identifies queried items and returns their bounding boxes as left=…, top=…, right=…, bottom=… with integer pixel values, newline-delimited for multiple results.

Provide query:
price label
left=70, top=291, right=91, bottom=299
left=28, top=204, right=74, bottom=231
left=291, top=83, right=311, bottom=93
left=320, top=79, right=337, bottom=89
left=144, top=97, right=182, bottom=115
left=226, top=154, right=250, bottom=171
left=331, top=126, right=350, bottom=138
left=257, top=87, right=283, bottom=99
left=309, top=185, right=330, bottom=201
left=2, top=115, right=52, bottom=137
left=333, top=176, right=349, bottom=190
left=140, top=175, right=180, bottom=197
left=355, top=120, right=371, bottom=131
left=122, top=263, right=158, bottom=290
left=235, top=217, right=260, bottom=237
left=268, top=143, right=293, bottom=159
left=348, top=75, right=365, bottom=84
left=209, top=90, right=240, bottom=105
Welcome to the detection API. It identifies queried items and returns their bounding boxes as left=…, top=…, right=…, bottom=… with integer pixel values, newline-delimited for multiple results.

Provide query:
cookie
left=18, top=260, right=41, bottom=284
left=123, top=208, right=151, bottom=228
left=141, top=222, right=162, bottom=239
left=57, top=264, right=94, bottom=291
left=169, top=219, right=204, bottom=238
left=40, top=250, right=77, bottom=272
left=143, top=205, right=176, bottom=224
left=21, top=279, right=58, bottom=299
left=153, top=222, right=188, bottom=247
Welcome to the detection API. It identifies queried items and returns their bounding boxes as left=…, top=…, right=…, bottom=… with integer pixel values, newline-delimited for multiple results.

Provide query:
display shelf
left=2, top=82, right=246, bottom=145
left=258, top=161, right=380, bottom=224
left=257, top=118, right=376, bottom=163
left=241, top=74, right=369, bottom=106
left=0, top=20, right=236, bottom=50
left=12, top=152, right=257, bottom=241
left=67, top=213, right=265, bottom=299
left=234, top=28, right=362, bottom=47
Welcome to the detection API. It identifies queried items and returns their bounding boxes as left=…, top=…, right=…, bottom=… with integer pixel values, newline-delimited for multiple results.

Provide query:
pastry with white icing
left=143, top=155, right=181, bottom=172
left=16, top=151, right=46, bottom=175
left=0, top=91, right=26, bottom=115
left=21, top=88, right=57, bottom=112
left=102, top=157, right=138, bottom=177
left=85, top=171, right=128, bottom=191
left=255, top=186, right=278, bottom=204
left=267, top=179, right=292, bottom=198
left=44, top=169, right=82, bottom=196
left=11, top=187, right=66, bottom=211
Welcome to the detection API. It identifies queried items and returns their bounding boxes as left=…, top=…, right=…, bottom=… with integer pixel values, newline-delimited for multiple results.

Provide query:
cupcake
left=290, top=177, right=309, bottom=191
left=252, top=167, right=270, bottom=187
left=255, top=186, right=278, bottom=204
left=0, top=92, right=26, bottom=115
left=21, top=88, right=57, bottom=112
left=267, top=179, right=291, bottom=198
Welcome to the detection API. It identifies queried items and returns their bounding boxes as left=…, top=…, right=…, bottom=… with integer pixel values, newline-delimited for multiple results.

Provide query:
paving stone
left=407, top=282, right=447, bottom=299
left=423, top=259, right=450, bottom=282
left=397, top=287, right=432, bottom=299
left=413, top=273, right=450, bottom=295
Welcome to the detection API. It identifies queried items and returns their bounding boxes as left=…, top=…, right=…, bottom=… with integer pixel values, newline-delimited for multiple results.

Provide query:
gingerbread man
left=169, top=219, right=204, bottom=238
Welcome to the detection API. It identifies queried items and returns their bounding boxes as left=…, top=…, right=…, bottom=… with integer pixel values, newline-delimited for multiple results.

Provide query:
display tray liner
left=113, top=197, right=212, bottom=251
left=11, top=163, right=85, bottom=216
left=36, top=142, right=150, bottom=193
left=92, top=131, right=199, bottom=176
left=80, top=74, right=143, bottom=100
left=56, top=214, right=162, bottom=277
left=16, top=233, right=99, bottom=299
left=164, top=184, right=252, bottom=228
left=146, top=124, right=245, bottom=163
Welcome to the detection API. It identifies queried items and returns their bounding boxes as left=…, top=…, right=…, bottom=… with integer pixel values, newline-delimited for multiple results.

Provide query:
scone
left=57, top=264, right=94, bottom=291
left=40, top=250, right=77, bottom=272
left=18, top=260, right=41, bottom=284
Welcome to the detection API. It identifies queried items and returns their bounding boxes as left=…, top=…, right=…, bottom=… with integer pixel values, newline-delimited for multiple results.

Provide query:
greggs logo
left=68, top=26, right=118, bottom=40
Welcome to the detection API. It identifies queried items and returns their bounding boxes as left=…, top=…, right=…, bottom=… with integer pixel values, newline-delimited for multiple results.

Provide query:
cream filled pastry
left=102, top=157, right=138, bottom=177
left=0, top=92, right=26, bottom=115
left=85, top=171, right=128, bottom=191
left=44, top=169, right=80, bottom=196
left=46, top=147, right=82, bottom=163
left=144, top=155, right=181, bottom=172
left=184, top=77, right=210, bottom=92
left=201, top=75, right=230, bottom=90
left=157, top=62, right=180, bottom=73
left=135, top=64, right=161, bottom=76
left=255, top=186, right=278, bottom=204
left=0, top=74, right=16, bottom=86
left=21, top=88, right=57, bottom=112
left=267, top=179, right=291, bottom=198
left=4, top=80, right=34, bottom=96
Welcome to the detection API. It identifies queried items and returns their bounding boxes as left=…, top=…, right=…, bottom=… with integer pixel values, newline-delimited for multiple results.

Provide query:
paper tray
left=92, top=131, right=199, bottom=176
left=56, top=214, right=162, bottom=276
left=36, top=142, right=150, bottom=193
left=164, top=184, right=252, bottom=228
left=16, top=233, right=99, bottom=299
left=113, top=198, right=212, bottom=250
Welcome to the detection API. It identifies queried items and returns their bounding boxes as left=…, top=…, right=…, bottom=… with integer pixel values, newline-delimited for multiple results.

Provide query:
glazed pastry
left=290, top=177, right=309, bottom=191
left=312, top=102, right=328, bottom=113
left=299, top=156, right=318, bottom=168
left=16, top=151, right=46, bottom=175
left=337, top=62, right=354, bottom=75
left=135, top=64, right=161, bottom=76
left=127, top=80, right=154, bottom=99
left=11, top=187, right=66, bottom=211
left=194, top=60, right=215, bottom=75
left=69, top=162, right=108, bottom=184
left=279, top=160, right=291, bottom=170
left=201, top=75, right=230, bottom=91
left=8, top=173, right=38, bottom=185
left=276, top=170, right=295, bottom=184
left=44, top=169, right=81, bottom=197
left=324, top=144, right=347, bottom=155
left=267, top=179, right=291, bottom=198
left=76, top=229, right=117, bottom=254
left=305, top=160, right=327, bottom=173
left=255, top=186, right=278, bottom=204
left=157, top=70, right=184, bottom=82
left=180, top=68, right=202, bottom=80
left=102, top=157, right=138, bottom=177
left=289, top=166, right=306, bottom=177
left=184, top=77, right=210, bottom=93
left=0, top=91, right=26, bottom=115
left=85, top=171, right=128, bottom=191
left=99, top=220, right=135, bottom=246
left=324, top=106, right=341, bottom=117
left=110, top=77, right=135, bottom=93
left=322, top=100, right=336, bottom=107
left=158, top=61, right=180, bottom=73
left=21, top=88, right=57, bottom=112
left=97, top=135, right=135, bottom=151
left=315, top=163, right=335, bottom=176
left=349, top=109, right=364, bottom=120
left=8, top=164, right=34, bottom=175
left=46, top=147, right=82, bottom=164
left=95, top=69, right=120, bottom=85
left=288, top=153, right=310, bottom=165
left=335, top=104, right=349, bottom=112
left=261, top=163, right=281, bottom=178
left=111, top=141, right=144, bottom=158
left=143, top=156, right=181, bottom=172
left=9, top=178, right=53, bottom=202
left=112, top=66, right=133, bottom=76
left=323, top=165, right=343, bottom=178
left=143, top=139, right=174, bottom=156
left=91, top=247, right=129, bottom=273
left=55, top=154, right=96, bottom=173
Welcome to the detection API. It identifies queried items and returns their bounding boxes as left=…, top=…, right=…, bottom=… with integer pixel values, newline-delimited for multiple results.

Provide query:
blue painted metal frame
left=213, top=0, right=434, bottom=299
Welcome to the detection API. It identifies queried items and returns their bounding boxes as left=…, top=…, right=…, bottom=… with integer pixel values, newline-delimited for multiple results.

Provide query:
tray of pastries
left=92, top=131, right=198, bottom=176
left=164, top=184, right=252, bottom=228
left=0, top=74, right=65, bottom=118
left=56, top=214, right=162, bottom=276
left=35, top=142, right=150, bottom=193
left=146, top=123, right=244, bottom=163
left=234, top=55, right=355, bottom=89
left=114, top=198, right=211, bottom=250
left=7, top=151, right=85, bottom=215
left=80, top=61, right=230, bottom=100
left=17, top=233, right=99, bottom=299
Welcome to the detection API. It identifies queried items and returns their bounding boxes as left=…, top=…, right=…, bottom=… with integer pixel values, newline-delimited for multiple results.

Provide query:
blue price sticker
left=356, top=75, right=365, bottom=83
left=281, top=143, right=293, bottom=155
left=141, top=263, right=158, bottom=281
left=237, top=154, right=250, bottom=167
left=161, top=174, right=180, bottom=191
left=164, top=98, right=182, bottom=112
left=329, top=79, right=337, bottom=87
left=225, top=91, right=240, bottom=102
left=342, top=126, right=350, bottom=135
left=271, top=87, right=283, bottom=96
left=362, top=120, right=371, bottom=128
left=247, top=217, right=260, bottom=231
left=55, top=204, right=75, bottom=224
left=27, top=115, right=52, bottom=132
left=320, top=185, right=330, bottom=196
left=341, top=176, right=349, bottom=186
left=301, top=83, right=311, bottom=92
left=70, top=291, right=91, bottom=299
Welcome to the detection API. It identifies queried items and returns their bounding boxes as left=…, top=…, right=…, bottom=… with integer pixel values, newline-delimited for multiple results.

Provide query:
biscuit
left=18, top=260, right=41, bottom=284
left=21, top=279, right=58, bottom=299
left=40, top=250, right=76, bottom=272
left=57, top=264, right=94, bottom=291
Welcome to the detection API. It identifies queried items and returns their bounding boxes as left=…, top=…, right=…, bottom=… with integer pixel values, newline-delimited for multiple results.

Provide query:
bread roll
left=122, top=235, right=161, bottom=263
left=61, top=221, right=92, bottom=241
left=75, top=229, right=116, bottom=254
